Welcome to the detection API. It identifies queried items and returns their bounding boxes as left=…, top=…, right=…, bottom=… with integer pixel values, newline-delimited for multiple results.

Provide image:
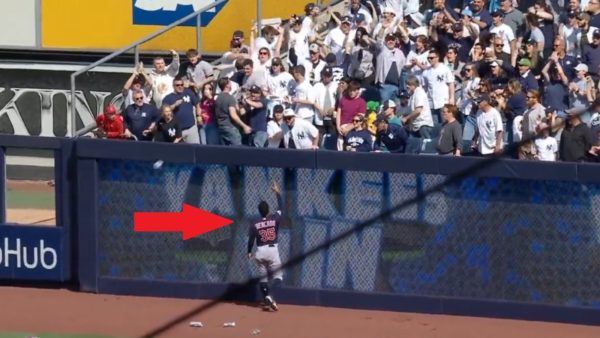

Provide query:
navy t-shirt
left=506, top=92, right=527, bottom=117
left=162, top=89, right=199, bottom=129
left=437, top=34, right=474, bottom=63
left=123, top=103, right=160, bottom=140
left=345, top=129, right=373, bottom=152
left=155, top=117, right=182, bottom=143
left=246, top=98, right=268, bottom=132
left=544, top=81, right=569, bottom=111
left=375, top=124, right=408, bottom=153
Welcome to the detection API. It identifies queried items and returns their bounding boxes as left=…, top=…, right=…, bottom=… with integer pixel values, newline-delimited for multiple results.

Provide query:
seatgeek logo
left=0, top=238, right=57, bottom=270
left=133, top=0, right=228, bottom=27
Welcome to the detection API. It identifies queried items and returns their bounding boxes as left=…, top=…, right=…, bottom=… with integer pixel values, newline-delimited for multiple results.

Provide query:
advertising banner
left=0, top=66, right=127, bottom=137
left=41, top=0, right=306, bottom=53
left=0, top=225, right=65, bottom=281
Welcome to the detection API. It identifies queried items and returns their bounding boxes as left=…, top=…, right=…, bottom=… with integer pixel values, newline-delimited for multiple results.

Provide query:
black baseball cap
left=233, top=30, right=244, bottom=38
left=321, top=66, right=333, bottom=77
left=325, top=53, right=337, bottom=64
left=374, top=115, right=388, bottom=124
left=249, top=85, right=262, bottom=93
left=399, top=90, right=410, bottom=98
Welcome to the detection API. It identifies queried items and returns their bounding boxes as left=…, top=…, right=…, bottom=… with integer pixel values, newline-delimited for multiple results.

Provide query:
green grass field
left=5, top=190, right=55, bottom=210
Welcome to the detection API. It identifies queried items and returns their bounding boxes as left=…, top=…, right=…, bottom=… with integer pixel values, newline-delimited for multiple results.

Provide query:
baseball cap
left=104, top=105, right=117, bottom=114
left=594, top=30, right=600, bottom=39
left=304, top=3, right=316, bottom=13
left=461, top=7, right=473, bottom=17
left=309, top=43, right=320, bottom=53
left=283, top=109, right=296, bottom=117
left=355, top=13, right=366, bottom=23
left=474, top=94, right=491, bottom=104
left=384, top=33, right=396, bottom=41
left=491, top=10, right=504, bottom=17
left=233, top=30, right=244, bottom=38
left=374, top=115, right=388, bottom=124
left=525, top=39, right=538, bottom=45
left=325, top=52, right=337, bottom=64
left=399, top=90, right=410, bottom=98
left=383, top=100, right=396, bottom=109
left=321, top=66, right=333, bottom=77
left=382, top=6, right=396, bottom=15
left=341, top=15, right=352, bottom=24
left=273, top=104, right=284, bottom=113
left=490, top=60, right=499, bottom=67
left=568, top=10, right=578, bottom=18
left=249, top=85, right=262, bottom=93
left=574, top=63, right=589, bottom=72
left=518, top=58, right=532, bottom=67
left=271, top=57, right=283, bottom=65
left=452, top=22, right=463, bottom=32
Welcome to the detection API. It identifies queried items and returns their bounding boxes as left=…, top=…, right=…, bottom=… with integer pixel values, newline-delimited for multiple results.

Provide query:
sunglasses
left=134, top=97, right=144, bottom=101
left=427, top=56, right=437, bottom=60
left=495, top=44, right=504, bottom=47
left=174, top=83, right=184, bottom=87
left=352, top=119, right=361, bottom=123
left=259, top=51, right=269, bottom=55
left=284, top=116, right=294, bottom=120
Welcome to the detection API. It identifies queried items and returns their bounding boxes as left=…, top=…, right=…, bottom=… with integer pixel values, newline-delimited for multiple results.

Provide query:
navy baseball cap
left=475, top=94, right=491, bottom=104
left=399, top=90, right=410, bottom=98
left=249, top=85, right=262, bottom=93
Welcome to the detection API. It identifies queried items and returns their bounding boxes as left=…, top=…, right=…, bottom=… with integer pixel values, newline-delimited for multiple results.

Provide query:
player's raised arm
left=271, top=182, right=283, bottom=214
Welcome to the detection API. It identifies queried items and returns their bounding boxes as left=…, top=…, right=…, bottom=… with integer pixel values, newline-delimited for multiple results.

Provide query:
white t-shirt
left=476, top=107, right=504, bottom=155
left=254, top=37, right=278, bottom=59
left=294, top=81, right=316, bottom=120
left=267, top=120, right=284, bottom=148
left=289, top=28, right=310, bottom=65
left=534, top=136, right=558, bottom=161
left=422, top=63, right=454, bottom=110
left=312, top=81, right=338, bottom=126
left=405, top=49, right=429, bottom=83
left=302, top=59, right=327, bottom=85
left=489, top=23, right=515, bottom=55
left=461, top=77, right=481, bottom=116
left=324, top=27, right=354, bottom=66
left=408, top=87, right=434, bottom=131
left=284, top=118, right=319, bottom=149
left=267, top=71, right=295, bottom=100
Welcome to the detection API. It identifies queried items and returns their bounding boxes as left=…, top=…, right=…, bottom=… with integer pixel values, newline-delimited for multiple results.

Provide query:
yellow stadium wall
left=41, top=0, right=313, bottom=53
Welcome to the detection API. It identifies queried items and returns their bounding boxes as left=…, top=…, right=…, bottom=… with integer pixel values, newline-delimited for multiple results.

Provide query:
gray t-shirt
left=186, top=60, right=214, bottom=85
left=215, top=92, right=238, bottom=129
left=437, top=120, right=463, bottom=154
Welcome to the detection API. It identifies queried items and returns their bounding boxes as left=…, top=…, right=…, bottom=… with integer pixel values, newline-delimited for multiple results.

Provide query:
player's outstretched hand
left=271, top=182, right=280, bottom=194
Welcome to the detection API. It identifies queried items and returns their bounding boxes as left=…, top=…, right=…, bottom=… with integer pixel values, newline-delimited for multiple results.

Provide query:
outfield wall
left=2, top=135, right=600, bottom=325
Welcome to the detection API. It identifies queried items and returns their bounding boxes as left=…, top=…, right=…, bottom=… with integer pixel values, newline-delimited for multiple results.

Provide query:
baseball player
left=247, top=182, right=283, bottom=311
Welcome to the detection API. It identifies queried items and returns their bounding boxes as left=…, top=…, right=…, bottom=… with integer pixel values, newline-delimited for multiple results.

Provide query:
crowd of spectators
left=94, top=0, right=600, bottom=162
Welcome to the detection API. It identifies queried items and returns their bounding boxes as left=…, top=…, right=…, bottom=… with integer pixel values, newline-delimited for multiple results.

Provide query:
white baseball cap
left=283, top=109, right=296, bottom=117
left=575, top=63, right=589, bottom=73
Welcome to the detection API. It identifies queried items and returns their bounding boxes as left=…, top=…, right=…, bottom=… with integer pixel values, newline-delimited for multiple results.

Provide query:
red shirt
left=338, top=95, right=366, bottom=125
left=96, top=114, right=125, bottom=139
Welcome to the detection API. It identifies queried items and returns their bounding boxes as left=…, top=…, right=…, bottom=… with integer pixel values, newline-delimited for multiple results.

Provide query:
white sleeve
left=506, top=26, right=515, bottom=42
left=495, top=111, right=504, bottom=132
left=414, top=89, right=427, bottom=109
left=446, top=68, right=455, bottom=84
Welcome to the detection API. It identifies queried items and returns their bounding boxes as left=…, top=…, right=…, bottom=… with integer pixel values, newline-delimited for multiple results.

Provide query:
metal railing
left=70, top=0, right=241, bottom=137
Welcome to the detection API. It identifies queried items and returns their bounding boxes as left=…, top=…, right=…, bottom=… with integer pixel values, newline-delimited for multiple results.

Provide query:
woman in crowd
left=461, top=63, right=481, bottom=141
left=154, top=105, right=182, bottom=143
left=198, top=82, right=219, bottom=145
left=344, top=113, right=373, bottom=152
left=347, top=27, right=376, bottom=86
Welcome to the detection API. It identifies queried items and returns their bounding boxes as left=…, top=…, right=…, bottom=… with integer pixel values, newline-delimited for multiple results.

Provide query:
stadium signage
left=0, top=226, right=65, bottom=281
left=133, top=0, right=228, bottom=27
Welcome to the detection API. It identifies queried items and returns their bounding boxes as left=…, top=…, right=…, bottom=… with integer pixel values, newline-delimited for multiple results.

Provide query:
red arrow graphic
left=134, top=204, right=233, bottom=240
